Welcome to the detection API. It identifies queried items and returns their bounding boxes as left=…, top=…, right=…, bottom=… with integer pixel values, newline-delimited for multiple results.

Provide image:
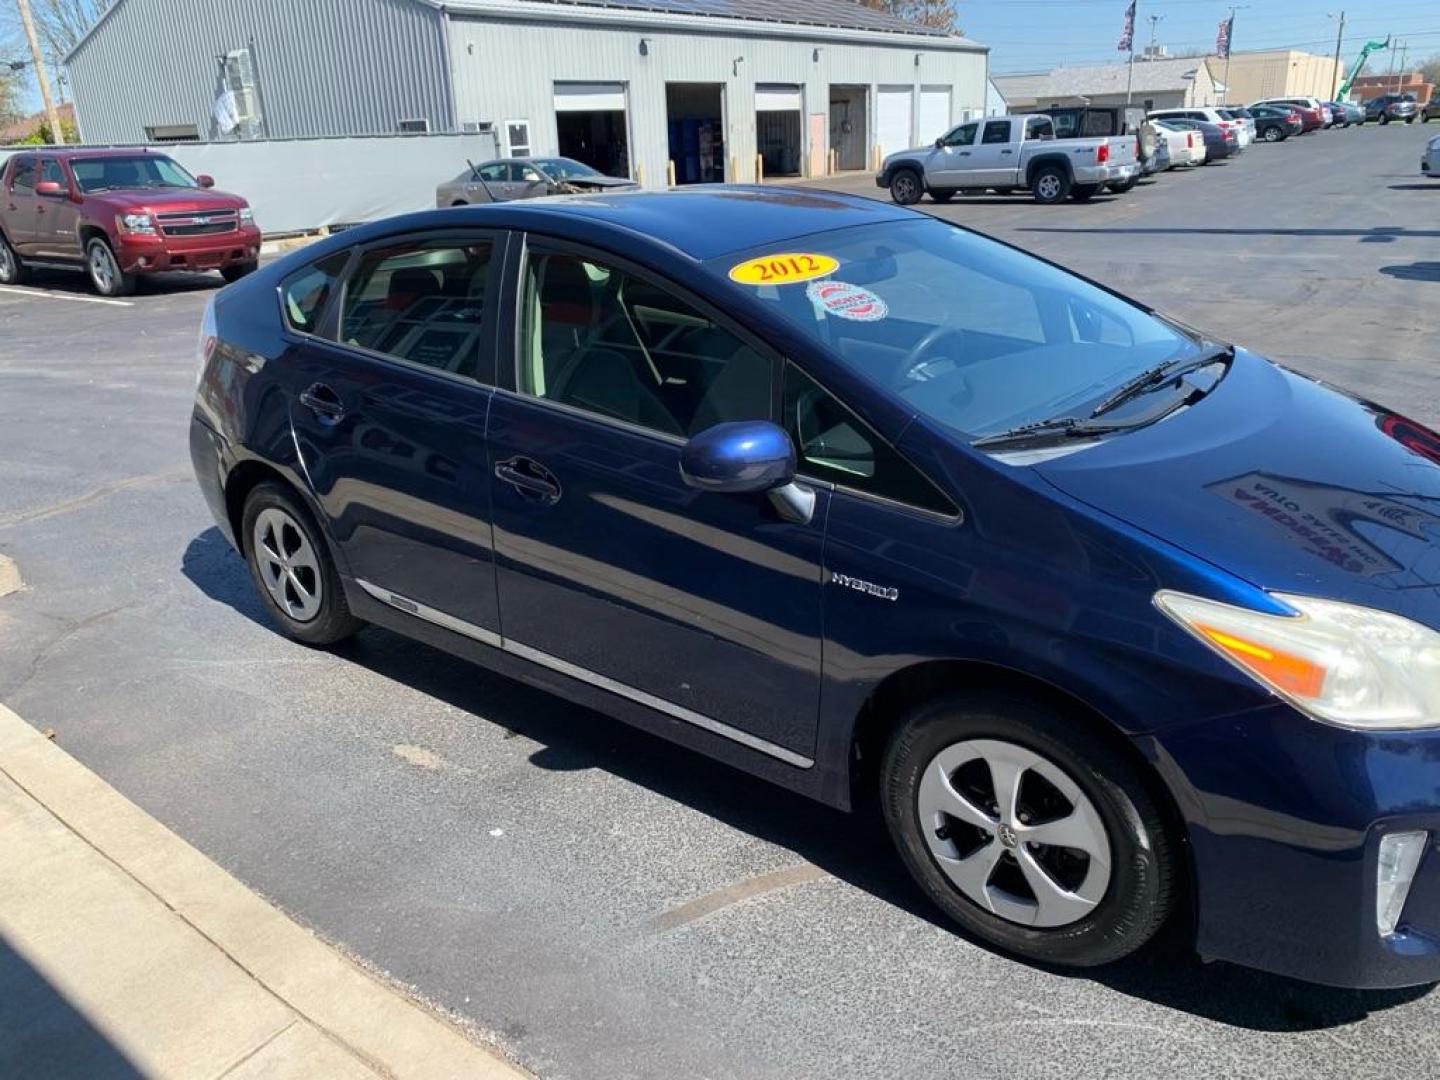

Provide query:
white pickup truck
left=877, top=114, right=1140, bottom=205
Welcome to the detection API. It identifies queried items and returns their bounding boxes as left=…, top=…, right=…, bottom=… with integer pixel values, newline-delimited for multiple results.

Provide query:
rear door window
left=280, top=251, right=350, bottom=335
left=982, top=120, right=1012, bottom=144
left=9, top=157, right=35, bottom=192
left=339, top=238, right=496, bottom=379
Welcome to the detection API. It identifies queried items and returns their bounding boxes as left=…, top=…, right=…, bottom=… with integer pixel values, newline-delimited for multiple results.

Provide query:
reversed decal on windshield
left=729, top=252, right=839, bottom=286
left=807, top=280, right=888, bottom=322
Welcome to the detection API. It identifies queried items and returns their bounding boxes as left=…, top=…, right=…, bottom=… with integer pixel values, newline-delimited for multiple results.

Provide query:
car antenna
left=466, top=158, right=498, bottom=203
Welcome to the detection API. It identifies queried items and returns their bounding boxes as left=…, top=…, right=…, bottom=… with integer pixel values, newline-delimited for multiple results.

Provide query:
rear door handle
left=495, top=457, right=561, bottom=504
left=299, top=382, right=345, bottom=422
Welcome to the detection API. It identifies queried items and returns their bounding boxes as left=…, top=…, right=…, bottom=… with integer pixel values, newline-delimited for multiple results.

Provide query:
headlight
left=239, top=206, right=254, bottom=224
left=1155, top=590, right=1440, bottom=730
left=116, top=212, right=155, bottom=234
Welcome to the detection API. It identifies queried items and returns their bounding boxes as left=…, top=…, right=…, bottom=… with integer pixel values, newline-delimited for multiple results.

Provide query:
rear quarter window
left=280, top=252, right=350, bottom=335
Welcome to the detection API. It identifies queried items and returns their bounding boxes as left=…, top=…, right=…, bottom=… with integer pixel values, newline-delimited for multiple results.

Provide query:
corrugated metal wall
left=445, top=17, right=987, bottom=185
left=67, top=0, right=452, bottom=143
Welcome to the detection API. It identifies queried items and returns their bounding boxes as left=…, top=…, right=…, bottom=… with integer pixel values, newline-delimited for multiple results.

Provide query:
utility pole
left=1148, top=14, right=1164, bottom=55
left=15, top=0, right=64, bottom=144
left=1396, top=38, right=1408, bottom=95
left=1329, top=11, right=1345, bottom=99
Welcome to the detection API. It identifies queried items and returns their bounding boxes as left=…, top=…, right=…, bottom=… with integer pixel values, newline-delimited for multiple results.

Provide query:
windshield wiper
left=1090, top=344, right=1233, bottom=419
left=972, top=415, right=1136, bottom=450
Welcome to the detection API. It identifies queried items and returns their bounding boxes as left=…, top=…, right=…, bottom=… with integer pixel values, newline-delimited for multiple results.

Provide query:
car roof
left=353, top=186, right=917, bottom=262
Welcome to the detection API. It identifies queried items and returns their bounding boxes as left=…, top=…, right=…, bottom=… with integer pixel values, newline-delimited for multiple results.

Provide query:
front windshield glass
left=72, top=155, right=197, bottom=192
left=533, top=157, right=599, bottom=180
left=707, top=218, right=1201, bottom=442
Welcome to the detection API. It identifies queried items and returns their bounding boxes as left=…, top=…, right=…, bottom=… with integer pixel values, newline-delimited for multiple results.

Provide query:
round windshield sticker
left=807, top=280, right=889, bottom=322
left=729, top=252, right=839, bottom=286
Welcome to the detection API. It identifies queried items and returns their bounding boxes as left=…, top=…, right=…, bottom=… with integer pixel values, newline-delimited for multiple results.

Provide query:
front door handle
left=958, top=151, right=971, bottom=156
left=495, top=457, right=561, bottom=504
left=1001, top=149, right=1014, bottom=155
left=299, top=382, right=345, bottom=422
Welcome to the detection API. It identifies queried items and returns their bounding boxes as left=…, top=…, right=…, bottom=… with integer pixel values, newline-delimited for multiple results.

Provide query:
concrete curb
left=0, top=703, right=530, bottom=1080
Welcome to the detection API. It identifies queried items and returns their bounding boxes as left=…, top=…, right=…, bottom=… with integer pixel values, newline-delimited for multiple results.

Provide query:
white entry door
left=918, top=85, right=953, bottom=145
left=876, top=86, right=914, bottom=158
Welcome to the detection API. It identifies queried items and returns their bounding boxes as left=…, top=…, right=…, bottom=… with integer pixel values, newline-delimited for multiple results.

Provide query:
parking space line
left=646, top=864, right=830, bottom=934
left=0, top=285, right=134, bottom=307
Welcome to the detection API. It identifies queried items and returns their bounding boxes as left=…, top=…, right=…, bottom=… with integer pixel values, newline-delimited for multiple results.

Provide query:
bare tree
left=859, top=0, right=960, bottom=33
left=2, top=0, right=105, bottom=57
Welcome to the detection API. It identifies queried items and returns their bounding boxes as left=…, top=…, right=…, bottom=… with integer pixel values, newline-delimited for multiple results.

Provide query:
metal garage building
left=64, top=0, right=987, bottom=186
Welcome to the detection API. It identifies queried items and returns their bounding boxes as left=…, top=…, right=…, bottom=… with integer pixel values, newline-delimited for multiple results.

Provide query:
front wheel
left=888, top=168, right=924, bottom=206
left=1263, top=126, right=1283, bottom=142
left=0, top=231, right=26, bottom=285
left=1031, top=166, right=1071, bottom=205
left=242, top=481, right=362, bottom=646
left=86, top=238, right=135, bottom=297
left=221, top=260, right=259, bottom=284
left=881, top=693, right=1178, bottom=968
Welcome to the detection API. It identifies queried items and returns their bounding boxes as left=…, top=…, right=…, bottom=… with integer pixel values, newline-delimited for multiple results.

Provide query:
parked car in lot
left=1148, top=107, right=1249, bottom=147
left=1247, top=105, right=1300, bottom=142
left=436, top=156, right=639, bottom=206
left=1152, top=121, right=1207, bottom=166
left=1025, top=106, right=1145, bottom=191
left=0, top=148, right=260, bottom=297
left=1216, top=107, right=1257, bottom=145
left=193, top=186, right=1440, bottom=991
left=1425, top=99, right=1440, bottom=123
left=1324, top=101, right=1361, bottom=128
left=1423, top=134, right=1440, bottom=177
left=1365, top=95, right=1419, bottom=124
left=1251, top=97, right=1326, bottom=132
left=879, top=113, right=1138, bottom=205
left=1155, top=118, right=1238, bottom=162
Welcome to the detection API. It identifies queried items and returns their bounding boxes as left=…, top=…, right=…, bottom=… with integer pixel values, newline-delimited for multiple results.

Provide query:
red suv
left=0, top=148, right=261, bottom=297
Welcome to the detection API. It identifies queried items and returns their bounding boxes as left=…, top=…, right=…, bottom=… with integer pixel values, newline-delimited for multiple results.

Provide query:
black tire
left=1070, top=184, right=1100, bottom=202
left=241, top=481, right=363, bottom=646
left=85, top=237, right=135, bottom=297
left=930, top=188, right=956, bottom=203
left=221, top=260, right=259, bottom=284
left=889, top=168, right=924, bottom=206
left=1030, top=166, right=1071, bottom=205
left=1263, top=125, right=1283, bottom=142
left=1381, top=115, right=1391, bottom=125
left=881, top=692, right=1178, bottom=968
left=1407, top=116, right=1417, bottom=124
left=0, top=230, right=26, bottom=286
left=1107, top=176, right=1137, bottom=195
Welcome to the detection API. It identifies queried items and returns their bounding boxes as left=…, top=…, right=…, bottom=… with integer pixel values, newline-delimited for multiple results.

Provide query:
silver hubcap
left=1037, top=176, right=1061, bottom=200
left=89, top=244, right=116, bottom=292
left=252, top=508, right=323, bottom=622
left=918, top=738, right=1112, bottom=928
left=895, top=175, right=917, bottom=200
left=0, top=242, right=13, bottom=280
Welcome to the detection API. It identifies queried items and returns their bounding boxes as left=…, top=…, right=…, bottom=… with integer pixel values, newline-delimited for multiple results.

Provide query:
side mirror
left=681, top=421, right=795, bottom=494
left=196, top=174, right=215, bottom=189
left=934, top=137, right=945, bottom=149
left=34, top=180, right=66, bottom=198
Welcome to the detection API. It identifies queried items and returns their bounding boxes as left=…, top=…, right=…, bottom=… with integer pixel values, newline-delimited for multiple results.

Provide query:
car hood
left=96, top=188, right=249, bottom=212
left=1034, top=350, right=1440, bottom=624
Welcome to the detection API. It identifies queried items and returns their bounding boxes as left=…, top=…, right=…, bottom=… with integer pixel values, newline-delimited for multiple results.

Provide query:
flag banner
left=1118, top=0, right=1137, bottom=51
left=1216, top=15, right=1234, bottom=60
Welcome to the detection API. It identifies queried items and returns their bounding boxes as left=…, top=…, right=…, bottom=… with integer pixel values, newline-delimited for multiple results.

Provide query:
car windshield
left=532, top=157, right=600, bottom=180
left=706, top=218, right=1206, bottom=443
left=71, top=155, right=198, bottom=192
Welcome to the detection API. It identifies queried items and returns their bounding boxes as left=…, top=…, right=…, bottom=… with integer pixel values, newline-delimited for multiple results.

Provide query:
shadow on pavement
left=15, top=266, right=222, bottom=298
left=182, top=527, right=1437, bottom=1033
left=0, top=933, right=144, bottom=1079
left=1381, top=263, right=1440, bottom=282
left=1388, top=184, right=1440, bottom=191
left=1019, top=225, right=1440, bottom=242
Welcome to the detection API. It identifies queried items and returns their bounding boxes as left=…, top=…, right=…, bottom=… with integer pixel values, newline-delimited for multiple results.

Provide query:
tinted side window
left=982, top=120, right=1012, bottom=144
left=783, top=363, right=953, bottom=515
left=280, top=252, right=349, bottom=335
left=1025, top=117, right=1054, bottom=141
left=10, top=157, right=35, bottom=192
left=1048, top=112, right=1079, bottom=138
left=943, top=123, right=977, bottom=146
left=520, top=252, right=774, bottom=438
left=39, top=159, right=65, bottom=185
left=340, top=240, right=493, bottom=378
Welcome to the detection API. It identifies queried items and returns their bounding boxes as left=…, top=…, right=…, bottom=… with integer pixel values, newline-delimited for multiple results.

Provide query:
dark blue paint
left=680, top=421, right=796, bottom=494
left=190, top=187, right=1440, bottom=989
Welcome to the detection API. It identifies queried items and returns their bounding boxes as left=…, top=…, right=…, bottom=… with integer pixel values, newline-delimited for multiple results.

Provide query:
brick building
left=1351, top=72, right=1433, bottom=105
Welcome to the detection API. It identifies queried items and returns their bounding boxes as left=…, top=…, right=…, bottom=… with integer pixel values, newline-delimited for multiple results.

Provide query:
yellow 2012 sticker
left=728, top=252, right=839, bottom=286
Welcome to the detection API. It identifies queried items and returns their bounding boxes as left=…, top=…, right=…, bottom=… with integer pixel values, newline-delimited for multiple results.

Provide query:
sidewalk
left=0, top=703, right=529, bottom=1080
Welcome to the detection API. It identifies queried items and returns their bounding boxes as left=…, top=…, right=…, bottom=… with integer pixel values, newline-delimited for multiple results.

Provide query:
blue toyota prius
left=190, top=187, right=1440, bottom=989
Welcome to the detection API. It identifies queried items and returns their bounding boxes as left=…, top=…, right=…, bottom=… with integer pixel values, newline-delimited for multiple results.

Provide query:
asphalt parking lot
left=3, top=122, right=1440, bottom=1080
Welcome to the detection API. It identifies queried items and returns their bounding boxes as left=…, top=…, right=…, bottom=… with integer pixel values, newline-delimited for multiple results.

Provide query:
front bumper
left=117, top=224, right=262, bottom=274
left=1143, top=703, right=1440, bottom=988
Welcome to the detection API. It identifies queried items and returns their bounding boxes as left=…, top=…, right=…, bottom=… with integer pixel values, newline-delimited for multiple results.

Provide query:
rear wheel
left=0, top=231, right=25, bottom=285
left=241, top=481, right=362, bottom=646
left=86, top=237, right=135, bottom=297
left=1070, top=184, right=1100, bottom=202
left=889, top=168, right=924, bottom=206
left=221, top=260, right=259, bottom=284
left=1031, top=166, right=1070, bottom=205
left=881, top=693, right=1178, bottom=968
left=1263, top=125, right=1283, bottom=142
left=1381, top=114, right=1391, bottom=125
left=930, top=188, right=956, bottom=203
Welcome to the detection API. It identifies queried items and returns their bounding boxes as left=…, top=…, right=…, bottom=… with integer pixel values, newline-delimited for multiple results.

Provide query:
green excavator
left=1337, top=37, right=1391, bottom=101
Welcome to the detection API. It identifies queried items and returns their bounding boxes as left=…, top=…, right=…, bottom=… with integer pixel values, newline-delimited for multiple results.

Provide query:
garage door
left=554, top=82, right=626, bottom=111
left=877, top=86, right=914, bottom=157
left=919, top=85, right=952, bottom=142
left=755, top=84, right=802, bottom=112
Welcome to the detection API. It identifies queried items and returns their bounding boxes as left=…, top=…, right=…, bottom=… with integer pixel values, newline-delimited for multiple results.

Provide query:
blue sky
left=959, top=0, right=1440, bottom=74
